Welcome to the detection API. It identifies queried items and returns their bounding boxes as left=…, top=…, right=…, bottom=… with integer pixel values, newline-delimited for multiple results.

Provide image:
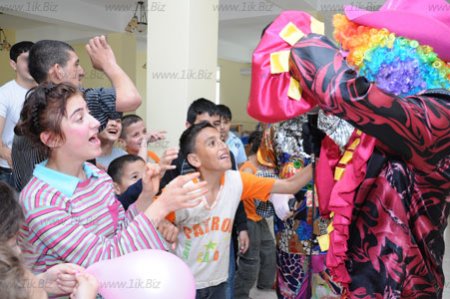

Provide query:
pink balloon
left=86, top=250, right=195, bottom=299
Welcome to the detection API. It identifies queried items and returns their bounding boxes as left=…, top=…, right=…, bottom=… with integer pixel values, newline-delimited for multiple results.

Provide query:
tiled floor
left=249, top=224, right=450, bottom=299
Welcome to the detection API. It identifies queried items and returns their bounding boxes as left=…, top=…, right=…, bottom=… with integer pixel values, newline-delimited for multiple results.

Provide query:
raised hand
left=85, top=35, right=117, bottom=73
left=161, top=172, right=208, bottom=211
left=158, top=147, right=178, bottom=177
left=141, top=163, right=162, bottom=199
left=144, top=172, right=207, bottom=225
left=146, top=130, right=166, bottom=143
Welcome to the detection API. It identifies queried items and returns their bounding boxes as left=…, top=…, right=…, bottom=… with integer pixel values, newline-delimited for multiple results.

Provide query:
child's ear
left=9, top=60, right=17, bottom=71
left=117, top=138, right=126, bottom=148
left=40, top=131, right=62, bottom=148
left=113, top=182, right=122, bottom=195
left=187, top=153, right=201, bottom=168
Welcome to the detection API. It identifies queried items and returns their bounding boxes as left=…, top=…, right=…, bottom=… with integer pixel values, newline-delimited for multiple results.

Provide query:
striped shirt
left=19, top=161, right=166, bottom=274
left=12, top=88, right=116, bottom=191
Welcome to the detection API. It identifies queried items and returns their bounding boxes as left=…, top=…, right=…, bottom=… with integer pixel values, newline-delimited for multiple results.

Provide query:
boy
left=0, top=41, right=36, bottom=187
left=107, top=155, right=179, bottom=247
left=96, top=113, right=127, bottom=169
left=175, top=122, right=312, bottom=298
left=216, top=104, right=247, bottom=167
left=119, top=114, right=165, bottom=164
left=117, top=99, right=249, bottom=299
left=107, top=154, right=146, bottom=198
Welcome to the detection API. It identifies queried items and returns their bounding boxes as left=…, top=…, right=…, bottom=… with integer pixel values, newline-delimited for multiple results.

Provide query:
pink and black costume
left=248, top=0, right=450, bottom=297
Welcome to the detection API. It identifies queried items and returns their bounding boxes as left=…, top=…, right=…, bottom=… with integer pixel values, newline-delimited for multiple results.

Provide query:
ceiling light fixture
left=125, top=1, right=147, bottom=34
left=0, top=28, right=11, bottom=52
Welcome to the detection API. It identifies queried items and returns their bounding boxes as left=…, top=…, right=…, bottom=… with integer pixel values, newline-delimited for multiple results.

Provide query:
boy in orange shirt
left=174, top=122, right=312, bottom=299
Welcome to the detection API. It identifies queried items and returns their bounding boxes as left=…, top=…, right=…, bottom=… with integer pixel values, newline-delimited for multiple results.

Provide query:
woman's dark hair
left=14, top=82, right=82, bottom=152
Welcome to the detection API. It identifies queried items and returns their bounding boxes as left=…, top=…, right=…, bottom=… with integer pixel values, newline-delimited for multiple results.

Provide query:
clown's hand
left=269, top=193, right=294, bottom=220
left=290, top=34, right=340, bottom=93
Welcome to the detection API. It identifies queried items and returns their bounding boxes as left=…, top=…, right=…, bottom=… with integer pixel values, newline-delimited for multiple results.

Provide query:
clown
left=248, top=0, right=450, bottom=298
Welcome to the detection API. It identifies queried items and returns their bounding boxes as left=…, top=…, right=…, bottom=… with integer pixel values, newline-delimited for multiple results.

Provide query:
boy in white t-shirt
left=174, top=121, right=312, bottom=299
left=0, top=41, right=36, bottom=186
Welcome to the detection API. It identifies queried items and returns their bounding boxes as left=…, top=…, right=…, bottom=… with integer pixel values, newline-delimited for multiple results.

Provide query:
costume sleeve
left=21, top=191, right=166, bottom=268
left=84, top=88, right=117, bottom=130
left=290, top=34, right=450, bottom=170
left=240, top=172, right=275, bottom=201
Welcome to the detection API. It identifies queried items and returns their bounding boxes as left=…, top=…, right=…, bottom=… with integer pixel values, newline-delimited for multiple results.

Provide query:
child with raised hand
left=174, top=121, right=312, bottom=298
left=119, top=113, right=178, bottom=177
left=14, top=83, right=206, bottom=276
left=119, top=114, right=165, bottom=162
left=107, top=155, right=181, bottom=249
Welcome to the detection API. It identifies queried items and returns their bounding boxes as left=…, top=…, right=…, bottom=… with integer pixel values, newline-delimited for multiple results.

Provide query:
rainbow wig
left=333, top=14, right=450, bottom=97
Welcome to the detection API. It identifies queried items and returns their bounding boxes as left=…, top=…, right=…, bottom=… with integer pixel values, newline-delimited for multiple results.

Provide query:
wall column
left=147, top=0, right=219, bottom=149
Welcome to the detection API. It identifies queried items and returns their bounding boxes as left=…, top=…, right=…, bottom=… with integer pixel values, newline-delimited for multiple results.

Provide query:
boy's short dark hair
left=248, top=130, right=263, bottom=155
left=28, top=40, right=75, bottom=83
left=216, top=104, right=232, bottom=121
left=107, top=154, right=145, bottom=183
left=9, top=41, right=34, bottom=62
left=120, top=114, right=143, bottom=139
left=179, top=121, right=215, bottom=159
left=186, top=98, right=218, bottom=125
left=0, top=182, right=24, bottom=242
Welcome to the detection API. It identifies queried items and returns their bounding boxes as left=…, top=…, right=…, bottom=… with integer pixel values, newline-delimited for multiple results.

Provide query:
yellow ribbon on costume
left=269, top=16, right=324, bottom=102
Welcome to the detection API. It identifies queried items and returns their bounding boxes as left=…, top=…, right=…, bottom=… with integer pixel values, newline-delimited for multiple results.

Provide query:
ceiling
left=0, top=0, right=384, bottom=62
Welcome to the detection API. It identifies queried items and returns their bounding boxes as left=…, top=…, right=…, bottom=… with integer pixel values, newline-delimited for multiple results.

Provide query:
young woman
left=15, top=82, right=206, bottom=275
